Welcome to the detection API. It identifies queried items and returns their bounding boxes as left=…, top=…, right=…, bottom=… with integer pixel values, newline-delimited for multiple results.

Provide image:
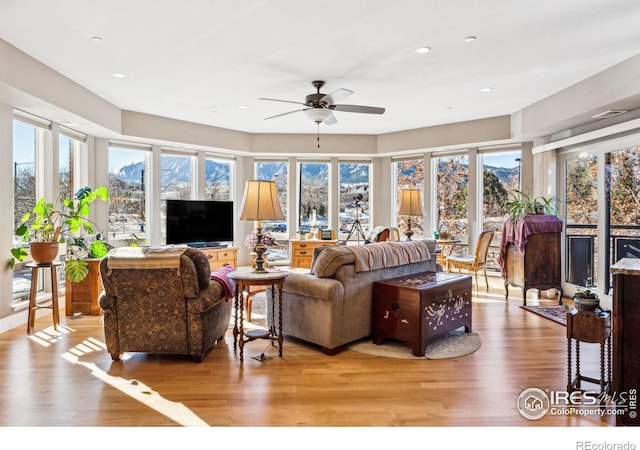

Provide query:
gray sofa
left=269, top=239, right=437, bottom=354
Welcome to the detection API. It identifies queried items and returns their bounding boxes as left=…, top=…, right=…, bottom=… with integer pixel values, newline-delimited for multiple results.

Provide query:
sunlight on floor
left=60, top=336, right=209, bottom=427
left=28, top=324, right=74, bottom=346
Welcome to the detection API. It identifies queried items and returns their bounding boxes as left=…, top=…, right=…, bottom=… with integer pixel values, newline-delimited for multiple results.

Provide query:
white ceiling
left=1, top=0, right=639, bottom=137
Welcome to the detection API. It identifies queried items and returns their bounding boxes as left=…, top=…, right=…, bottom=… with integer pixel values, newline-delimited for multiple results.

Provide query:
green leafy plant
left=573, top=288, right=598, bottom=300
left=503, top=189, right=559, bottom=219
left=10, top=186, right=109, bottom=282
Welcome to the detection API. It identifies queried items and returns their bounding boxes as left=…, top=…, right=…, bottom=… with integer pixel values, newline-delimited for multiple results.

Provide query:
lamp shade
left=398, top=189, right=424, bottom=217
left=239, top=180, right=284, bottom=221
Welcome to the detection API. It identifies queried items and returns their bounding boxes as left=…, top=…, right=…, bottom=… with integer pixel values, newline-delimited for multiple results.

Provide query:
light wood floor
left=0, top=275, right=618, bottom=429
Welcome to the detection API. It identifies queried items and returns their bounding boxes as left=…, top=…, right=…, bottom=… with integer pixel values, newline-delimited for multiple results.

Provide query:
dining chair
left=446, top=230, right=495, bottom=291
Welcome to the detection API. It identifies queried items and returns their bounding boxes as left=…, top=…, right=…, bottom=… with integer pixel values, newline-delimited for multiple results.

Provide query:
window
left=299, top=162, right=329, bottom=232
left=482, top=151, right=520, bottom=233
left=339, top=162, right=370, bottom=241
left=205, top=156, right=232, bottom=200
left=256, top=161, right=288, bottom=263
left=160, top=153, right=194, bottom=244
left=434, top=155, right=468, bottom=241
left=565, top=152, right=598, bottom=287
left=394, top=159, right=424, bottom=239
left=12, top=120, right=38, bottom=304
left=108, top=145, right=149, bottom=243
left=481, top=151, right=521, bottom=270
left=607, top=145, right=640, bottom=289
left=59, top=134, right=73, bottom=201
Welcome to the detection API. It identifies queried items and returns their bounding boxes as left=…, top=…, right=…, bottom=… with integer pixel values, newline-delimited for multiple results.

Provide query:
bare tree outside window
left=435, top=156, right=468, bottom=239
left=13, top=120, right=37, bottom=303
left=394, top=159, right=424, bottom=238
left=299, top=162, right=329, bottom=231
left=205, top=157, right=231, bottom=200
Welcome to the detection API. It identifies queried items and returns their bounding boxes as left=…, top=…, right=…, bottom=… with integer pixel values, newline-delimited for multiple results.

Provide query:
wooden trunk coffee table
left=372, top=271, right=472, bottom=356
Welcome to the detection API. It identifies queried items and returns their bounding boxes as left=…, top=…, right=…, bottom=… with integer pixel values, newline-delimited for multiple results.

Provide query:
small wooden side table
left=566, top=308, right=612, bottom=396
left=436, top=238, right=460, bottom=267
left=228, top=269, right=288, bottom=362
left=26, top=262, right=62, bottom=334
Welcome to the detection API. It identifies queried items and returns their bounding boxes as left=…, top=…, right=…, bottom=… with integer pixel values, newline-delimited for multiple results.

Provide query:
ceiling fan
left=259, top=80, right=385, bottom=126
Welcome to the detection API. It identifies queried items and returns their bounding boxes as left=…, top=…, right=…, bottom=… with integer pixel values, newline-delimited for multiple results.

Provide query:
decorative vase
left=29, top=242, right=60, bottom=265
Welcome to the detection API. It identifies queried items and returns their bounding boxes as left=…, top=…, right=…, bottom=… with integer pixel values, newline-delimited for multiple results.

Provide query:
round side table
left=228, top=269, right=288, bottom=362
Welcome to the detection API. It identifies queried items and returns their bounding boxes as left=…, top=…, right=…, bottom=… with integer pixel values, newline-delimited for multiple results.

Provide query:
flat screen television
left=166, top=199, right=234, bottom=247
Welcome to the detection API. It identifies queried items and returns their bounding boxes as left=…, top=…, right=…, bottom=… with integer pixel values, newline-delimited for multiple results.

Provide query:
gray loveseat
left=270, top=239, right=437, bottom=354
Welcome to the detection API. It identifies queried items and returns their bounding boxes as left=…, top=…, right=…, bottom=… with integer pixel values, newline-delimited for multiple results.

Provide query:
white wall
left=0, top=102, right=17, bottom=328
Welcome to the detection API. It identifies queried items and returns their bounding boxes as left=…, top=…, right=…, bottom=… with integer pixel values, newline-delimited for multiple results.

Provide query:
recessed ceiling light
left=239, top=105, right=248, bottom=109
left=112, top=73, right=126, bottom=78
left=480, top=87, right=492, bottom=92
left=91, top=36, right=103, bottom=43
left=415, top=46, right=431, bottom=54
left=464, top=36, right=477, bottom=43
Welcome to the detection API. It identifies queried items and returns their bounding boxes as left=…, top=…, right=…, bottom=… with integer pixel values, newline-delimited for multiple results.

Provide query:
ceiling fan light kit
left=303, top=107, right=333, bottom=124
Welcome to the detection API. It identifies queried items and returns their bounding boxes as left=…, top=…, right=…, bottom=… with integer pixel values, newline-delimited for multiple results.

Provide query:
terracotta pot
left=29, top=242, right=60, bottom=265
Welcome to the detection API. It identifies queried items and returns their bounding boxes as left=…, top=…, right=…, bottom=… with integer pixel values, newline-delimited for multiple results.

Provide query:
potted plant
left=10, top=186, right=109, bottom=283
left=572, top=288, right=600, bottom=311
left=503, top=189, right=559, bottom=219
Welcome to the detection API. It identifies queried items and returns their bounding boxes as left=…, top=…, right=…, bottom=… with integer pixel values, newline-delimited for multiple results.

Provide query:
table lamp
left=239, top=180, right=284, bottom=273
left=398, top=188, right=424, bottom=241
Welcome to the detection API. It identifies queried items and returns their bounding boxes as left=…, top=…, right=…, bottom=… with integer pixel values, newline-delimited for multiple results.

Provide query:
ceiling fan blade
left=264, top=108, right=309, bottom=120
left=323, top=113, right=338, bottom=126
left=331, top=104, right=385, bottom=114
left=259, top=97, right=306, bottom=106
left=320, top=88, right=353, bottom=105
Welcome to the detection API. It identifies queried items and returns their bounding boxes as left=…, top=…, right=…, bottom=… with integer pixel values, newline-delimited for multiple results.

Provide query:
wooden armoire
left=611, top=258, right=640, bottom=426
left=499, top=214, right=563, bottom=305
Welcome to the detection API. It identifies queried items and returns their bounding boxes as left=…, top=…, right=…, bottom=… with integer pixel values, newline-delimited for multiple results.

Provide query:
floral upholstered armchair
left=98, top=246, right=232, bottom=362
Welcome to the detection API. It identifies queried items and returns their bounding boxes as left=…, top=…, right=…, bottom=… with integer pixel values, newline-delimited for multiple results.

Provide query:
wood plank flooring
left=0, top=276, right=621, bottom=432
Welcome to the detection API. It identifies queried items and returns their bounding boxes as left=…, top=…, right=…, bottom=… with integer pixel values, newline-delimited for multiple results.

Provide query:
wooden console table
left=199, top=246, right=238, bottom=271
left=290, top=239, right=338, bottom=268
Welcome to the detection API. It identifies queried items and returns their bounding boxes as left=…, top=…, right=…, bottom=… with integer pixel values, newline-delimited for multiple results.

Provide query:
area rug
left=520, top=305, right=567, bottom=326
left=347, top=329, right=482, bottom=360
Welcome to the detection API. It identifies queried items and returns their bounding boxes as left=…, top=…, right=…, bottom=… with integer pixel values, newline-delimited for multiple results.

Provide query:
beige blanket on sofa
left=347, top=241, right=431, bottom=272
left=106, top=246, right=187, bottom=272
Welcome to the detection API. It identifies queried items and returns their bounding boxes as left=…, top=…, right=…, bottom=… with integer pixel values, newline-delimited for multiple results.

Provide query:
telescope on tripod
left=345, top=193, right=366, bottom=243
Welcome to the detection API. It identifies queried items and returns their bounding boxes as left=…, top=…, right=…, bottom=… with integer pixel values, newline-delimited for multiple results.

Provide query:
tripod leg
left=355, top=221, right=366, bottom=241
left=346, top=219, right=367, bottom=242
